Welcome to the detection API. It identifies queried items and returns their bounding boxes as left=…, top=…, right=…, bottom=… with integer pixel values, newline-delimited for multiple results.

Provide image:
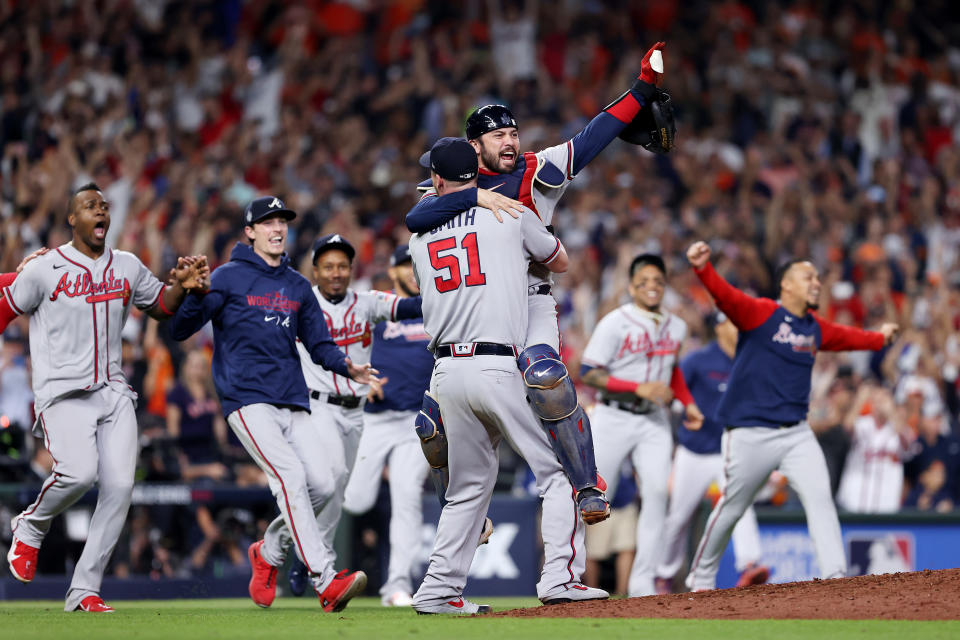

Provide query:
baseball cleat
left=736, top=563, right=770, bottom=588
left=414, top=597, right=492, bottom=615
left=76, top=596, right=115, bottom=613
left=318, top=569, right=367, bottom=613
left=576, top=488, right=611, bottom=525
left=654, top=577, right=673, bottom=595
left=247, top=540, right=278, bottom=608
left=7, top=537, right=39, bottom=583
left=382, top=591, right=414, bottom=607
left=288, top=557, right=308, bottom=596
left=539, top=583, right=609, bottom=605
left=477, top=517, right=494, bottom=546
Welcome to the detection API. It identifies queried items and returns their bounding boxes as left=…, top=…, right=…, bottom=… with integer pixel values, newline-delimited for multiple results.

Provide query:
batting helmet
left=618, top=91, right=676, bottom=154
left=465, top=104, right=518, bottom=140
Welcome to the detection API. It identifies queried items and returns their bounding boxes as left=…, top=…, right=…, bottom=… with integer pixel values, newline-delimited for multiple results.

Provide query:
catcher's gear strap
left=414, top=391, right=447, bottom=469
left=517, top=344, right=598, bottom=492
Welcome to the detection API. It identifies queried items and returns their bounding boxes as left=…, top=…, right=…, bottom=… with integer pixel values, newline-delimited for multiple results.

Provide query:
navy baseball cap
left=418, top=137, right=478, bottom=182
left=243, top=196, right=296, bottom=227
left=390, top=244, right=411, bottom=267
left=312, top=233, right=356, bottom=264
left=465, top=104, right=517, bottom=140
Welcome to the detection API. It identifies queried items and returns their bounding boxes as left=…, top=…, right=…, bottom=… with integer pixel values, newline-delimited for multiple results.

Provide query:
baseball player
left=3, top=183, right=207, bottom=613
left=684, top=241, right=899, bottom=591
left=280, top=233, right=421, bottom=595
left=338, top=244, right=432, bottom=607
left=169, top=196, right=376, bottom=613
left=581, top=254, right=704, bottom=597
left=655, top=313, right=769, bottom=593
left=404, top=42, right=676, bottom=523
left=410, top=137, right=608, bottom=614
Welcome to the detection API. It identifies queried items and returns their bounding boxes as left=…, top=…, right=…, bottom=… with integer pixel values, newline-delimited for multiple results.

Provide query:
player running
left=4, top=183, right=206, bottom=612
left=170, top=196, right=376, bottom=613
left=403, top=42, right=675, bottom=523
left=684, top=241, right=899, bottom=591
left=581, top=254, right=704, bottom=597
left=655, top=312, right=769, bottom=593
left=281, top=233, right=421, bottom=596
left=410, top=138, right=607, bottom=614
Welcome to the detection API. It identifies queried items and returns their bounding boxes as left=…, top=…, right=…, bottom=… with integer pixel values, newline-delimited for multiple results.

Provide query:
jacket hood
left=230, top=242, right=291, bottom=274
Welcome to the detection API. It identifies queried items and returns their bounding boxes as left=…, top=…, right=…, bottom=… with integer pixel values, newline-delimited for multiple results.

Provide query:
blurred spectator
left=836, top=384, right=912, bottom=513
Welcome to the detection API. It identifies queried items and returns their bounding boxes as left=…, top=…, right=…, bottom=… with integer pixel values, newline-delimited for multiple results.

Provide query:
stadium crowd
left=1, top=0, right=959, bottom=581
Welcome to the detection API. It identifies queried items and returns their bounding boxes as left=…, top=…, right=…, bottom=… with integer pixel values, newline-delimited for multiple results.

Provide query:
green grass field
left=2, top=598, right=958, bottom=640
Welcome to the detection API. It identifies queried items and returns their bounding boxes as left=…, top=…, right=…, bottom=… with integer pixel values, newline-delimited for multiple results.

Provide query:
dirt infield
left=497, top=569, right=960, bottom=620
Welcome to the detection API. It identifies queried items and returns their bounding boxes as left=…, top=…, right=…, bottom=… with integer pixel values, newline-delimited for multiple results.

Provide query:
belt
left=601, top=397, right=655, bottom=415
left=435, top=342, right=519, bottom=359
left=726, top=421, right=801, bottom=430
left=529, top=284, right=552, bottom=296
left=310, top=390, right=362, bottom=409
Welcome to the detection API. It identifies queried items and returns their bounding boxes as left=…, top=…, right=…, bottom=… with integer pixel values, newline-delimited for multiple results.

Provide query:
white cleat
left=382, top=591, right=414, bottom=607
left=414, top=596, right=492, bottom=615
left=540, top=583, right=609, bottom=605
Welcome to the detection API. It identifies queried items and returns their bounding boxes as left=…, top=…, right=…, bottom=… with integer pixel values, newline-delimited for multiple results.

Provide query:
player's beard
left=397, top=279, right=418, bottom=297
left=479, top=145, right=514, bottom=174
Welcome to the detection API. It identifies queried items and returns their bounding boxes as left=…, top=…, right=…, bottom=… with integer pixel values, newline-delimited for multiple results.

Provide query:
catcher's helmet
left=619, top=91, right=676, bottom=154
left=465, top=104, right=518, bottom=140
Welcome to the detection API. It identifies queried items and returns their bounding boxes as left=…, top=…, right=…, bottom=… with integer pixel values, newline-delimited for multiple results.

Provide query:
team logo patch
left=846, top=532, right=914, bottom=576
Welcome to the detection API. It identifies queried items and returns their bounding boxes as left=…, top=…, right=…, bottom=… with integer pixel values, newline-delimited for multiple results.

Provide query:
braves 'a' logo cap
left=465, top=104, right=517, bottom=140
left=312, top=233, right=356, bottom=264
left=243, top=196, right=297, bottom=226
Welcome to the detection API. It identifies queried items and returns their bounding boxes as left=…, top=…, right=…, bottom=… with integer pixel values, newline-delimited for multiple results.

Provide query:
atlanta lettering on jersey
left=615, top=332, right=680, bottom=360
left=771, top=321, right=817, bottom=354
left=381, top=320, right=430, bottom=341
left=245, top=291, right=301, bottom=313
left=49, top=269, right=131, bottom=306
left=328, top=315, right=371, bottom=347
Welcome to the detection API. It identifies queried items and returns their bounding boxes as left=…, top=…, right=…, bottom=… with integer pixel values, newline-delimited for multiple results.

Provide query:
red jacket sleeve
left=0, top=272, right=15, bottom=288
left=669, top=365, right=694, bottom=407
left=815, top=315, right=885, bottom=352
left=693, top=263, right=778, bottom=331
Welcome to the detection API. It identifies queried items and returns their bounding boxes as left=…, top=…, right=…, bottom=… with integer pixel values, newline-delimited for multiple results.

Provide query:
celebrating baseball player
left=169, top=196, right=377, bottom=613
left=339, top=244, right=432, bottom=607
left=655, top=312, right=769, bottom=593
left=581, top=254, right=704, bottom=597
left=279, top=232, right=421, bottom=597
left=410, top=137, right=608, bottom=614
left=684, top=241, right=899, bottom=591
left=4, top=183, right=207, bottom=613
left=404, top=42, right=677, bottom=524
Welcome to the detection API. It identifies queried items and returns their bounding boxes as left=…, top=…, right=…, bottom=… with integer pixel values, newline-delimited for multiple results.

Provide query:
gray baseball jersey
left=297, top=287, right=400, bottom=397
left=5, top=244, right=165, bottom=419
left=408, top=205, right=561, bottom=349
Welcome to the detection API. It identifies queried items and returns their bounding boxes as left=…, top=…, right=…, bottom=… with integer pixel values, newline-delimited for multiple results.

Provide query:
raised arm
left=816, top=315, right=896, bottom=352
left=687, top=241, right=777, bottom=332
left=169, top=288, right=224, bottom=341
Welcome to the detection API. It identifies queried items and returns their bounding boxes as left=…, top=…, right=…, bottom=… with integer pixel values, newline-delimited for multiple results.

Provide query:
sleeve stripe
left=542, top=238, right=562, bottom=264
left=4, top=287, right=24, bottom=315
left=151, top=285, right=170, bottom=314
left=566, top=141, right=575, bottom=180
left=390, top=295, right=399, bottom=321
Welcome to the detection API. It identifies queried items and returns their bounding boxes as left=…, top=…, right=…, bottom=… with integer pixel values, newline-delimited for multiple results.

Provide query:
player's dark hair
left=775, top=258, right=807, bottom=295
left=629, top=253, right=666, bottom=279
left=68, top=182, right=103, bottom=216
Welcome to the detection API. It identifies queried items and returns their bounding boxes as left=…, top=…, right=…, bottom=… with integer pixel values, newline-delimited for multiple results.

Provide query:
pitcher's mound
left=497, top=569, right=960, bottom=620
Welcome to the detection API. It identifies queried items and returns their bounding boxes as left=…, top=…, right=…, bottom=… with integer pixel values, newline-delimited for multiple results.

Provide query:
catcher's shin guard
left=517, top=345, right=610, bottom=524
left=415, top=391, right=450, bottom=506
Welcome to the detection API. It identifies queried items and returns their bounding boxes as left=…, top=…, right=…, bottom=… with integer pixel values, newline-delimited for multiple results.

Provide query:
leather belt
left=310, top=390, right=362, bottom=409
left=601, top=397, right=655, bottom=415
left=435, top=342, right=518, bottom=359
left=530, top=284, right=552, bottom=295
left=726, top=421, right=800, bottom=430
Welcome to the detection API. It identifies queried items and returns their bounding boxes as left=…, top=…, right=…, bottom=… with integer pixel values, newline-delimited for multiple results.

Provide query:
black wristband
left=630, top=78, right=657, bottom=103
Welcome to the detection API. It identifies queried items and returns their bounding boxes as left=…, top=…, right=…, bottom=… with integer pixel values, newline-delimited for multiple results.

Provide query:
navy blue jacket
left=170, top=243, right=349, bottom=416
